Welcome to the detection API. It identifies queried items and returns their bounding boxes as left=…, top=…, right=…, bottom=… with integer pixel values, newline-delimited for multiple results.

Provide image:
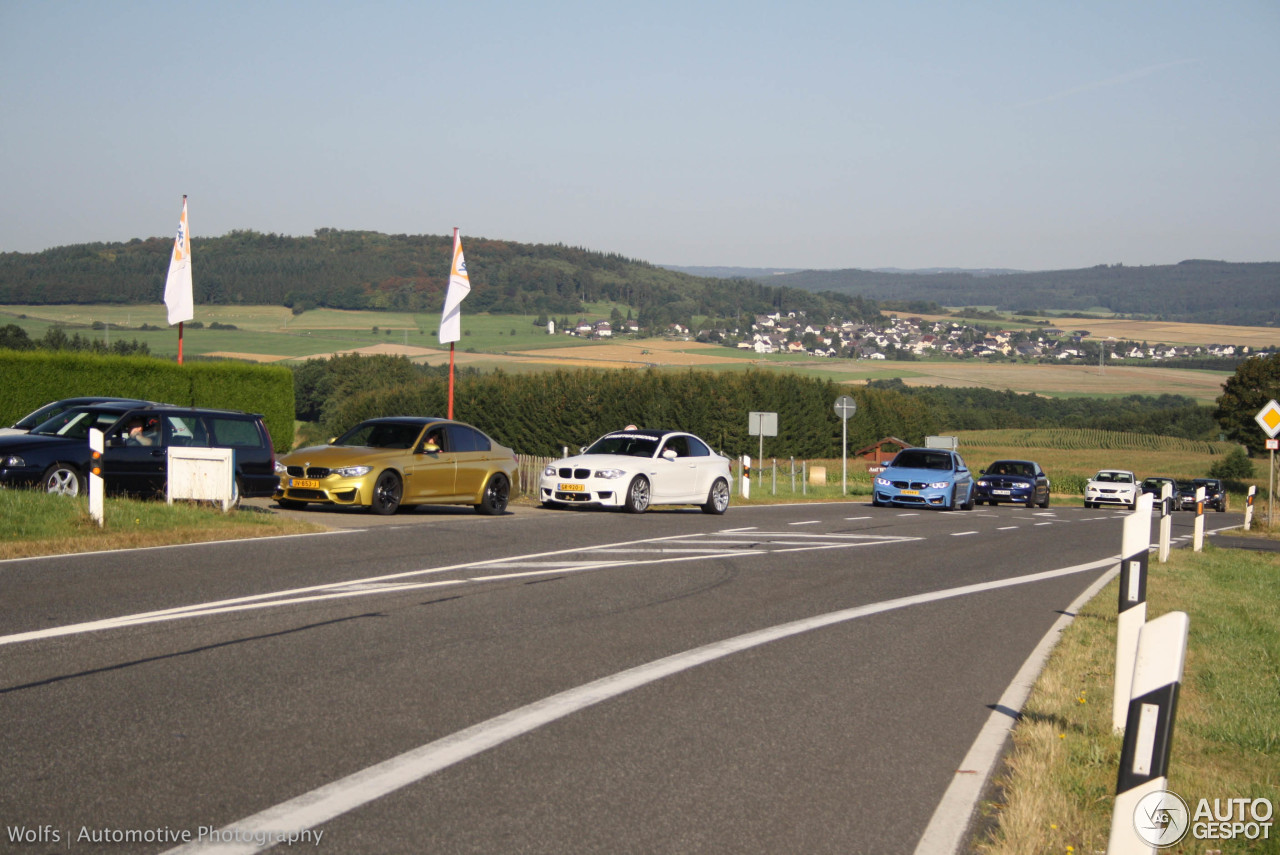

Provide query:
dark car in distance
left=1140, top=476, right=1183, bottom=511
left=972, top=459, right=1050, bottom=508
left=0, top=404, right=277, bottom=500
left=1178, top=478, right=1227, bottom=512
left=0, top=396, right=153, bottom=436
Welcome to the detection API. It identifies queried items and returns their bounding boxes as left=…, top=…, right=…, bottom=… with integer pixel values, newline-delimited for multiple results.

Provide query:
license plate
left=558, top=483, right=585, bottom=492
left=290, top=478, right=320, bottom=489
left=901, top=489, right=919, bottom=496
left=993, top=489, right=1011, bottom=495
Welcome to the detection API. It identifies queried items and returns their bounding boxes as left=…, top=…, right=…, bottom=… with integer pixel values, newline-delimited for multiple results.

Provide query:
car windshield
left=892, top=450, right=953, bottom=470
left=584, top=434, right=660, bottom=458
left=28, top=408, right=124, bottom=439
left=990, top=461, right=1033, bottom=476
left=1094, top=472, right=1132, bottom=483
left=334, top=422, right=424, bottom=449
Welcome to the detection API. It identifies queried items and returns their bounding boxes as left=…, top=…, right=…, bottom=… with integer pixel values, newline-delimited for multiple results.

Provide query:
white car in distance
left=539, top=428, right=732, bottom=514
left=1085, top=469, right=1138, bottom=509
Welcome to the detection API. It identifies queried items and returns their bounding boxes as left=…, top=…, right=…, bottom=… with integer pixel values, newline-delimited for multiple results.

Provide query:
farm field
left=910, top=312, right=1280, bottom=349
left=1, top=304, right=1258, bottom=402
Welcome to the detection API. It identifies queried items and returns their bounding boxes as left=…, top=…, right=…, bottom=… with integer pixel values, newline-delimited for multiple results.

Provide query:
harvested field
left=511, top=340, right=740, bottom=367
left=911, top=313, right=1280, bottom=348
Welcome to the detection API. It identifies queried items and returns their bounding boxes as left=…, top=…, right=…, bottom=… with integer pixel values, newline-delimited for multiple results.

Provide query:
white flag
left=438, top=230, right=471, bottom=344
left=163, top=197, right=194, bottom=325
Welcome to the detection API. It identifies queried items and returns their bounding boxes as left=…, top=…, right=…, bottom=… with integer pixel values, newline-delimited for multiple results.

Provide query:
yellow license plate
left=558, top=483, right=585, bottom=492
left=901, top=489, right=920, bottom=496
left=291, top=478, right=320, bottom=489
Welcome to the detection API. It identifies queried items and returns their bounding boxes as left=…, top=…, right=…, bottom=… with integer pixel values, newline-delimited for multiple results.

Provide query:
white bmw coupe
left=539, top=428, right=732, bottom=514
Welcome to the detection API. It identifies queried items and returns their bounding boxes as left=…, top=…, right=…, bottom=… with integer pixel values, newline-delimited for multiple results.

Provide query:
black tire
left=370, top=470, right=402, bottom=515
left=1084, top=501, right=1093, bottom=509
left=43, top=464, right=84, bottom=497
left=961, top=485, right=975, bottom=511
left=475, top=473, right=510, bottom=515
left=948, top=486, right=958, bottom=511
left=623, top=476, right=651, bottom=513
left=701, top=478, right=730, bottom=515
left=1039, top=491, right=1050, bottom=509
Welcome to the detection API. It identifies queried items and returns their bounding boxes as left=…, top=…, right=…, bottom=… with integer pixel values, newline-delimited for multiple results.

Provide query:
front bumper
left=1086, top=488, right=1135, bottom=506
left=873, top=487, right=952, bottom=508
left=275, top=475, right=375, bottom=507
left=538, top=477, right=625, bottom=507
left=973, top=484, right=1035, bottom=503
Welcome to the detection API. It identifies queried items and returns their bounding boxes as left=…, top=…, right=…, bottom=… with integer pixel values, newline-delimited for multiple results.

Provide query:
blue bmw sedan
left=872, top=447, right=975, bottom=510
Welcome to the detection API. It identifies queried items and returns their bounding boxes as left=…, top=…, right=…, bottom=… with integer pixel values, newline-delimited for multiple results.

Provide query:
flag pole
left=447, top=227, right=457, bottom=419
left=178, top=320, right=184, bottom=365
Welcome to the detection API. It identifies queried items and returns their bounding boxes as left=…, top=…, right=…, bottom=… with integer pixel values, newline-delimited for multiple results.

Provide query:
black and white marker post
left=1157, top=482, right=1172, bottom=563
left=1192, top=485, right=1206, bottom=552
left=1107, top=610, right=1191, bottom=854
left=1245, top=485, right=1256, bottom=531
left=1113, top=493, right=1153, bottom=732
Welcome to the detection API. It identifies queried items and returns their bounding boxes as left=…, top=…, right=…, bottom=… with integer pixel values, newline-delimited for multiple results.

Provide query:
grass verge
left=973, top=542, right=1280, bottom=855
left=0, top=488, right=325, bottom=560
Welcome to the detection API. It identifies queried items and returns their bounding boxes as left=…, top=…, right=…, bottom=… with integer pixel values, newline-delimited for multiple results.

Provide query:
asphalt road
left=0, top=502, right=1240, bottom=854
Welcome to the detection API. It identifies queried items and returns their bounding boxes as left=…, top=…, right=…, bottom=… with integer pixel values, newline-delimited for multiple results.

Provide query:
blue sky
left=2, top=0, right=1277, bottom=270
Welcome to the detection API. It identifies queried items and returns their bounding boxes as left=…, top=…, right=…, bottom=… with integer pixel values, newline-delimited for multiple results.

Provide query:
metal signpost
left=748, top=412, right=778, bottom=476
left=833, top=396, right=857, bottom=495
left=1255, top=399, right=1280, bottom=528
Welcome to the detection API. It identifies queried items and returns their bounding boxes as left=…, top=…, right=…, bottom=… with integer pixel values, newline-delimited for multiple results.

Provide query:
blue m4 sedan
left=872, top=447, right=975, bottom=510
left=973, top=459, right=1051, bottom=508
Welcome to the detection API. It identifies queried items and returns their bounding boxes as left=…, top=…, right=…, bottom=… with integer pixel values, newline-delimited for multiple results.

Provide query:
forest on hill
left=762, top=260, right=1280, bottom=326
left=0, top=230, right=879, bottom=329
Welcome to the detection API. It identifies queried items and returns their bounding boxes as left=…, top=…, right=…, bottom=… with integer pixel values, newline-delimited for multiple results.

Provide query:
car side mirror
left=327, top=437, right=337, bottom=445
left=662, top=449, right=677, bottom=461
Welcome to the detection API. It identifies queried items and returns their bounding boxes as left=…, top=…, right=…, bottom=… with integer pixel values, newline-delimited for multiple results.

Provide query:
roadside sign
left=1267, top=438, right=1279, bottom=451
left=834, top=396, right=857, bottom=420
left=748, top=412, right=778, bottom=437
left=1255, top=399, right=1280, bottom=438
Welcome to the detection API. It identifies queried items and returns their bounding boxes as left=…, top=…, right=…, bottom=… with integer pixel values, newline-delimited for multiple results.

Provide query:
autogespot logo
left=1134, top=789, right=1190, bottom=848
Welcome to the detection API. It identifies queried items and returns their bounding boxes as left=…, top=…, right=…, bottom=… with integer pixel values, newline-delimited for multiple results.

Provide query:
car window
left=204, top=417, right=263, bottom=448
left=893, top=450, right=953, bottom=470
left=336, top=422, right=422, bottom=449
left=585, top=434, right=660, bottom=458
left=445, top=424, right=485, bottom=453
left=662, top=436, right=691, bottom=458
left=33, top=409, right=123, bottom=439
left=686, top=436, right=711, bottom=457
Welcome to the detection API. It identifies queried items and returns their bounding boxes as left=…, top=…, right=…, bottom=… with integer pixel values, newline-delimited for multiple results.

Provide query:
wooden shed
left=853, top=436, right=912, bottom=472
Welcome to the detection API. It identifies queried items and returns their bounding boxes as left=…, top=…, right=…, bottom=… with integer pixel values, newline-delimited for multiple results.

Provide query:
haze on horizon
left=2, top=1, right=1277, bottom=273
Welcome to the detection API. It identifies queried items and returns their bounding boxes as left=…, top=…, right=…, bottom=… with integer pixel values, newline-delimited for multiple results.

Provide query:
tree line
left=0, top=229, right=881, bottom=333
left=771, top=259, right=1280, bottom=326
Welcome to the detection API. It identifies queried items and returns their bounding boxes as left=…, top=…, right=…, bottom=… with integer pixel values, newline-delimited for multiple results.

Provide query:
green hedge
left=0, top=351, right=295, bottom=451
left=318, top=368, right=945, bottom=459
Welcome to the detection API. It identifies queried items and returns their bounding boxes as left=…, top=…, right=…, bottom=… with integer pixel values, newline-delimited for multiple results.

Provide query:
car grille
left=556, top=467, right=592, bottom=480
left=286, top=466, right=331, bottom=478
left=889, top=480, right=930, bottom=490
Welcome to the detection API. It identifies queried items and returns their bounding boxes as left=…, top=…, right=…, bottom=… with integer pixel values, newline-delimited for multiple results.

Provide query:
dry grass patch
left=976, top=546, right=1280, bottom=854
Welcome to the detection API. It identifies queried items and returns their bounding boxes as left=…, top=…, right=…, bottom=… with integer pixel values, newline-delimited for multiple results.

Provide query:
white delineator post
left=1113, top=493, right=1153, bottom=732
left=1244, top=485, right=1256, bottom=531
left=741, top=455, right=751, bottom=499
left=88, top=428, right=104, bottom=528
left=1157, top=483, right=1172, bottom=563
left=1107, top=611, right=1191, bottom=854
left=1192, top=485, right=1205, bottom=552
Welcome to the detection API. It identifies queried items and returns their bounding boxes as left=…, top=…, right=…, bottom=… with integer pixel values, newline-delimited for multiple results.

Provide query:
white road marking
left=162, top=555, right=1119, bottom=855
left=950, top=531, right=979, bottom=537
left=997, top=526, right=1019, bottom=531
left=788, top=520, right=821, bottom=526
left=844, top=516, right=871, bottom=521
left=0, top=532, right=917, bottom=647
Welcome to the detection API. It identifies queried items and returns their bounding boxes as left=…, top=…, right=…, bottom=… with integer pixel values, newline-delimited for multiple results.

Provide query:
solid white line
left=161, top=556, right=1119, bottom=855
left=912, top=563, right=1119, bottom=855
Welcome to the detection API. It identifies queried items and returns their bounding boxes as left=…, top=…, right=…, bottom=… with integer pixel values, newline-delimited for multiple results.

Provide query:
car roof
left=124, top=405, right=263, bottom=419
left=361, top=416, right=446, bottom=425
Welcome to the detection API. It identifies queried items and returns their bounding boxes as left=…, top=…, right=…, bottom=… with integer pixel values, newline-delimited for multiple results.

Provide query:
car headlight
left=334, top=465, right=372, bottom=478
left=874, top=477, right=891, bottom=486
left=543, top=465, right=558, bottom=477
left=976, top=479, right=989, bottom=487
left=928, top=481, right=951, bottom=489
left=274, top=461, right=287, bottom=474
left=3, top=455, right=25, bottom=468
left=594, top=469, right=626, bottom=479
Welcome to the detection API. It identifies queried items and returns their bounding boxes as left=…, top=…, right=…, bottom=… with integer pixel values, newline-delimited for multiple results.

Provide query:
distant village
left=555, top=312, right=1264, bottom=362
